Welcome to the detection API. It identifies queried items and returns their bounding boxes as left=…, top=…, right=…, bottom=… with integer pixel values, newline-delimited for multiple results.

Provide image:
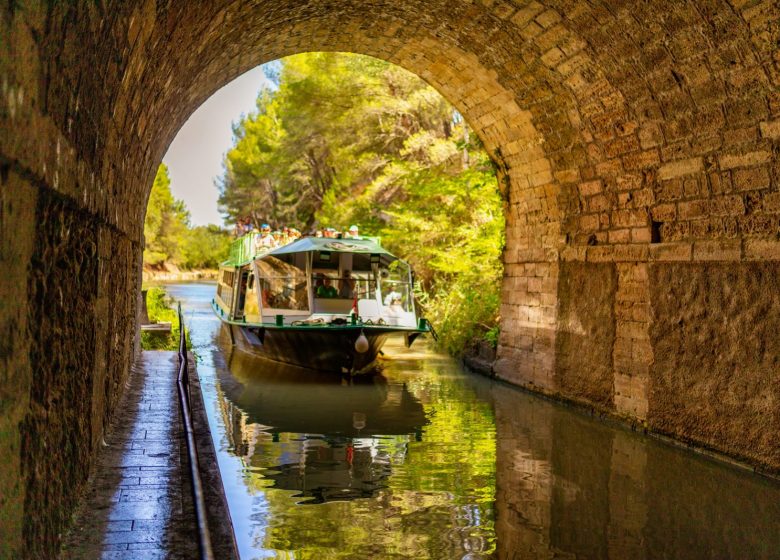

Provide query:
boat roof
left=267, top=237, right=396, bottom=258
left=223, top=234, right=399, bottom=267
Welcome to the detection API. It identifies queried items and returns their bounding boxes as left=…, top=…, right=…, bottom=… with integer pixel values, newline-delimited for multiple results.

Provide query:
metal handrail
left=177, top=304, right=215, bottom=560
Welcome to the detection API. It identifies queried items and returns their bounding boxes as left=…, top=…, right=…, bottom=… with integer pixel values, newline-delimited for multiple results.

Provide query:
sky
left=162, top=66, right=270, bottom=226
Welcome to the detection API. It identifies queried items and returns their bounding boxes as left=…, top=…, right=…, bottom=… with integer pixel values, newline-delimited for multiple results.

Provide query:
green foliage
left=219, top=52, right=453, bottom=231
left=181, top=225, right=233, bottom=269
left=220, top=53, right=504, bottom=354
left=144, top=164, right=231, bottom=269
left=368, top=154, right=504, bottom=356
left=144, top=164, right=190, bottom=266
left=140, top=287, right=183, bottom=351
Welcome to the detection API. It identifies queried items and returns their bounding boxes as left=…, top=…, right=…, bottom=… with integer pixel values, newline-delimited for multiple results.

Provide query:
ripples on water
left=165, top=282, right=780, bottom=560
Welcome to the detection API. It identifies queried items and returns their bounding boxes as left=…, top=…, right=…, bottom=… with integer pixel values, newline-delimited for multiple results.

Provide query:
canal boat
left=212, top=232, right=432, bottom=373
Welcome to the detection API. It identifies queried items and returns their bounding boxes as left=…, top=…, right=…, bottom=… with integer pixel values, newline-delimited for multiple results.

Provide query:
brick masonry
left=0, top=1, right=778, bottom=556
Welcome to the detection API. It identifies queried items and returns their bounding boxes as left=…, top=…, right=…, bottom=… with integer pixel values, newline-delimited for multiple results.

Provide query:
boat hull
left=222, top=322, right=391, bottom=373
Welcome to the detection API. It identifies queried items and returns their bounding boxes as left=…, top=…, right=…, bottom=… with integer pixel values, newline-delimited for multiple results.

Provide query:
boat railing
left=176, top=304, right=215, bottom=560
left=229, top=233, right=264, bottom=264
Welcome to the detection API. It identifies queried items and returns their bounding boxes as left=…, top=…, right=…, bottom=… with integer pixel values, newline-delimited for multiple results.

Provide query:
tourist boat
left=212, top=233, right=432, bottom=373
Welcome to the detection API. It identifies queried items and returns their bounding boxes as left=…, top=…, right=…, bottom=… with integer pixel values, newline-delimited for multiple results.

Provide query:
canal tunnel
left=1, top=1, right=778, bottom=556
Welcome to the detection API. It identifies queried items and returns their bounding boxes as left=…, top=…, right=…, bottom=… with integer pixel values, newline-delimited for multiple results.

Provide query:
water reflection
left=490, top=383, right=780, bottom=560
left=164, top=282, right=780, bottom=560
left=219, top=329, right=428, bottom=438
left=262, top=438, right=392, bottom=504
left=217, top=336, right=428, bottom=505
left=210, top=335, right=496, bottom=558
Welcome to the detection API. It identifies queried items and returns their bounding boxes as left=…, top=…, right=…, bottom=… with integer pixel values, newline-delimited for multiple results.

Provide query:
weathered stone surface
left=21, top=187, right=100, bottom=558
left=0, top=169, right=36, bottom=558
left=554, top=262, right=616, bottom=408
left=648, top=263, right=780, bottom=470
left=1, top=0, right=779, bottom=555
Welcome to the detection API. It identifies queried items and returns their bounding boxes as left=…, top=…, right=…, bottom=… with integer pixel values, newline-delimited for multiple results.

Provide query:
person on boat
left=256, top=224, right=277, bottom=249
left=316, top=277, right=338, bottom=298
left=339, top=270, right=356, bottom=298
left=346, top=225, right=360, bottom=239
left=383, top=287, right=403, bottom=306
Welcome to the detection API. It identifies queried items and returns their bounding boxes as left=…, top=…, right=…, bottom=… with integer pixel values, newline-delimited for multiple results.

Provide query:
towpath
left=62, top=352, right=199, bottom=559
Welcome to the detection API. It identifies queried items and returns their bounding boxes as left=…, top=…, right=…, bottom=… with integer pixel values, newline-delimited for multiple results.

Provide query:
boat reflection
left=217, top=337, right=428, bottom=503
left=261, top=438, right=394, bottom=504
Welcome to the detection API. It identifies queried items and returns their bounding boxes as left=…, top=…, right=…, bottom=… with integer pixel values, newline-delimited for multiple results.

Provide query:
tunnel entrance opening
left=161, top=51, right=506, bottom=362
left=1, top=2, right=778, bottom=557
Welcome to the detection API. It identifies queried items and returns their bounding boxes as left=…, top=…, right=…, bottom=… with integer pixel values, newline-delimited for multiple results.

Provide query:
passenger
left=316, top=277, right=338, bottom=298
left=339, top=270, right=356, bottom=298
left=383, top=287, right=403, bottom=306
left=256, top=224, right=276, bottom=249
left=346, top=225, right=360, bottom=239
left=243, top=218, right=253, bottom=235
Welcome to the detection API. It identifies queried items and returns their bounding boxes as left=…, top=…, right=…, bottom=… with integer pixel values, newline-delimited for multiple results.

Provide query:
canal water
left=164, top=282, right=780, bottom=559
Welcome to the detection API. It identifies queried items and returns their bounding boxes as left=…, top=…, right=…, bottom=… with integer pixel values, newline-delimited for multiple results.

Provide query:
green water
left=166, top=282, right=780, bottom=560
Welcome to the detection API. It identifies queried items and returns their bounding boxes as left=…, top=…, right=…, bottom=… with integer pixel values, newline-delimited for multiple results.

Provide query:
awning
left=267, top=237, right=397, bottom=258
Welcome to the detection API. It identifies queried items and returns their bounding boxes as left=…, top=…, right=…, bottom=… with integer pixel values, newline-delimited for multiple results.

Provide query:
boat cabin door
left=234, top=268, right=251, bottom=319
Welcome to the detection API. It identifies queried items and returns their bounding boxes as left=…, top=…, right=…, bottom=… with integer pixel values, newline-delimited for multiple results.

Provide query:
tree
left=181, top=225, right=232, bottom=269
left=144, top=164, right=231, bottom=269
left=144, top=164, right=190, bottom=266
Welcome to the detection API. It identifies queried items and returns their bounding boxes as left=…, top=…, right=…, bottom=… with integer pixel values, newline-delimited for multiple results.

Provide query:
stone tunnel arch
left=1, top=1, right=778, bottom=556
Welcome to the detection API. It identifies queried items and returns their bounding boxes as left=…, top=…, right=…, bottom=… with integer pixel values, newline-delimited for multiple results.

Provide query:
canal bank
left=142, top=268, right=218, bottom=284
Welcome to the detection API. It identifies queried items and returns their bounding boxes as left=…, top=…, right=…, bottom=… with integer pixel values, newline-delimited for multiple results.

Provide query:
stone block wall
left=0, top=0, right=778, bottom=556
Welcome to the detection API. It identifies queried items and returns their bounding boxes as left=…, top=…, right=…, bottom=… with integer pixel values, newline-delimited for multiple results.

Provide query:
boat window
left=273, top=253, right=297, bottom=266
left=256, top=257, right=309, bottom=312
left=247, top=273, right=254, bottom=290
left=259, top=276, right=309, bottom=310
left=218, top=269, right=236, bottom=309
left=350, top=273, right=377, bottom=300
left=313, top=250, right=339, bottom=270
left=351, top=253, right=372, bottom=272
left=379, top=262, right=413, bottom=312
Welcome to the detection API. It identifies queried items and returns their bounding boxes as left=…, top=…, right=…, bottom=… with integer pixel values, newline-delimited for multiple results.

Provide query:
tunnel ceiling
left=4, top=0, right=775, bottom=249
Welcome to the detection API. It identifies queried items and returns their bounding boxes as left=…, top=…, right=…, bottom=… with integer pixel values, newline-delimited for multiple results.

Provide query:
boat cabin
left=214, top=236, right=417, bottom=328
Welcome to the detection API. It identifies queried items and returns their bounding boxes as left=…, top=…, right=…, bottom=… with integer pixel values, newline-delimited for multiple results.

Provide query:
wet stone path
left=62, top=352, right=199, bottom=560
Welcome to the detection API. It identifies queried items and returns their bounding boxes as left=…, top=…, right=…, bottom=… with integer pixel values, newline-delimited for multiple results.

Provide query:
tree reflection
left=215, top=341, right=497, bottom=558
